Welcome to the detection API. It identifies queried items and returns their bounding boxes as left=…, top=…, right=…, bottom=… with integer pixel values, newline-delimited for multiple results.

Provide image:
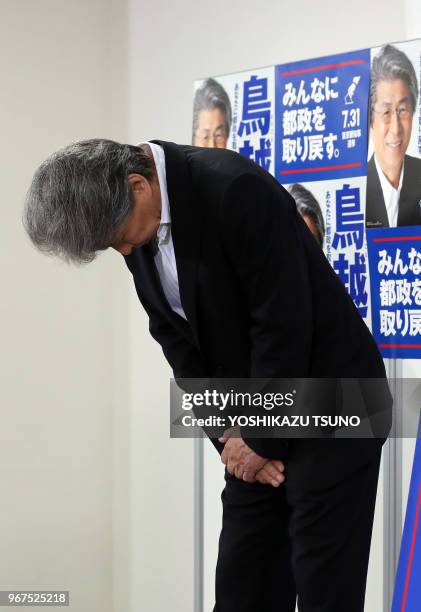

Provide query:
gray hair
left=23, top=139, right=153, bottom=265
left=289, top=183, right=325, bottom=247
left=370, top=44, right=418, bottom=124
left=192, top=78, right=232, bottom=142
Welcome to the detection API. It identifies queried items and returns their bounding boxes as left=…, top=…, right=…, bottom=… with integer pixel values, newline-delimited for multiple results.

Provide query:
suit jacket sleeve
left=124, top=256, right=225, bottom=454
left=146, top=296, right=226, bottom=454
left=130, top=273, right=207, bottom=380
left=219, top=172, right=314, bottom=459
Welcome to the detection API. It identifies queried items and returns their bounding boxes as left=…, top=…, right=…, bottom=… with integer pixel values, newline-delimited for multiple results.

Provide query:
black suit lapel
left=366, top=155, right=389, bottom=228
left=126, top=245, right=195, bottom=344
left=397, top=155, right=421, bottom=226
left=151, top=140, right=202, bottom=348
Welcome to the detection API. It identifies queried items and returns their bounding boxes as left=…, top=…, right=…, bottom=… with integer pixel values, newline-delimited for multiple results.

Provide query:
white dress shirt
left=137, top=141, right=187, bottom=320
left=374, top=155, right=404, bottom=228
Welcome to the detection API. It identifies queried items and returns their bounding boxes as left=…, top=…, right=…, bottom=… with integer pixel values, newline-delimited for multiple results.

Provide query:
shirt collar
left=137, top=141, right=171, bottom=245
left=374, top=155, right=404, bottom=228
left=374, top=154, right=404, bottom=200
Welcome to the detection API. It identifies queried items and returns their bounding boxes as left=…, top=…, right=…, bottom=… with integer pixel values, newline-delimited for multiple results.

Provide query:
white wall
left=126, top=1, right=406, bottom=611
left=0, top=1, right=128, bottom=610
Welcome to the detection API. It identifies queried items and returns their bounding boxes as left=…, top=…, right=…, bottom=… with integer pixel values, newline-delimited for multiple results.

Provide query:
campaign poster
left=286, top=177, right=370, bottom=322
left=274, top=49, right=371, bottom=324
left=366, top=227, right=421, bottom=359
left=366, top=40, right=421, bottom=357
left=192, top=67, right=275, bottom=174
left=191, top=41, right=421, bottom=350
left=275, top=49, right=370, bottom=183
left=392, top=419, right=421, bottom=611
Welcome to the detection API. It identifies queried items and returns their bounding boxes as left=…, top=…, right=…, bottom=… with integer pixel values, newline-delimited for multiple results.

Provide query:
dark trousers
left=213, top=439, right=383, bottom=612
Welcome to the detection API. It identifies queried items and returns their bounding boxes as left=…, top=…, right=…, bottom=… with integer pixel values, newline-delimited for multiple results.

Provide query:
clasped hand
left=218, top=428, right=285, bottom=487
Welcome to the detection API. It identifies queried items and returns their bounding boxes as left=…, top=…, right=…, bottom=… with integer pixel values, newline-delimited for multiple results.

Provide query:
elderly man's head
left=23, top=139, right=160, bottom=263
left=370, top=45, right=418, bottom=186
left=192, top=78, right=232, bottom=148
left=289, top=183, right=325, bottom=247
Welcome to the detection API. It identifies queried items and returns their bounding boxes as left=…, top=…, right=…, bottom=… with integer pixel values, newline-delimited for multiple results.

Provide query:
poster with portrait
left=366, top=40, right=421, bottom=358
left=192, top=39, right=421, bottom=357
left=366, top=40, right=421, bottom=230
left=193, top=67, right=275, bottom=174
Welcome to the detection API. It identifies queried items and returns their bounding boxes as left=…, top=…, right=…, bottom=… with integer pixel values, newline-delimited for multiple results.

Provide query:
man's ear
left=128, top=173, right=149, bottom=195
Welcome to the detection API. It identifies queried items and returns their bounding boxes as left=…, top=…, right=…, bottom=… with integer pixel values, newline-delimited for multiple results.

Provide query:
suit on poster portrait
left=366, top=154, right=421, bottom=227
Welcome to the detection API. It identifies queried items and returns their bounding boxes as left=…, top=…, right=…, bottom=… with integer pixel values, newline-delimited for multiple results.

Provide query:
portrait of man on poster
left=288, top=183, right=325, bottom=247
left=192, top=78, right=232, bottom=149
left=366, top=44, right=421, bottom=228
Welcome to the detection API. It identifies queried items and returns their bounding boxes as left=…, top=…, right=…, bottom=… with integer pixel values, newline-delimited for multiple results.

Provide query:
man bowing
left=24, top=138, right=389, bottom=612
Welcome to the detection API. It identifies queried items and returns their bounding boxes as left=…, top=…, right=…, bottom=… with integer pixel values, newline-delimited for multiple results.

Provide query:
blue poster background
left=392, top=417, right=421, bottom=612
left=366, top=226, right=421, bottom=359
left=275, top=49, right=370, bottom=184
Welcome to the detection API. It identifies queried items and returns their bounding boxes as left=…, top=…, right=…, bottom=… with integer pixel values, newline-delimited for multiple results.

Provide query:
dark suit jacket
left=124, top=141, right=389, bottom=460
left=366, top=154, right=421, bottom=228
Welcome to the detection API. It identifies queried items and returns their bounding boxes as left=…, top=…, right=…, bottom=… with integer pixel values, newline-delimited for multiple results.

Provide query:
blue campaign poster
left=275, top=49, right=370, bottom=184
left=392, top=418, right=421, bottom=612
left=366, top=226, right=421, bottom=359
